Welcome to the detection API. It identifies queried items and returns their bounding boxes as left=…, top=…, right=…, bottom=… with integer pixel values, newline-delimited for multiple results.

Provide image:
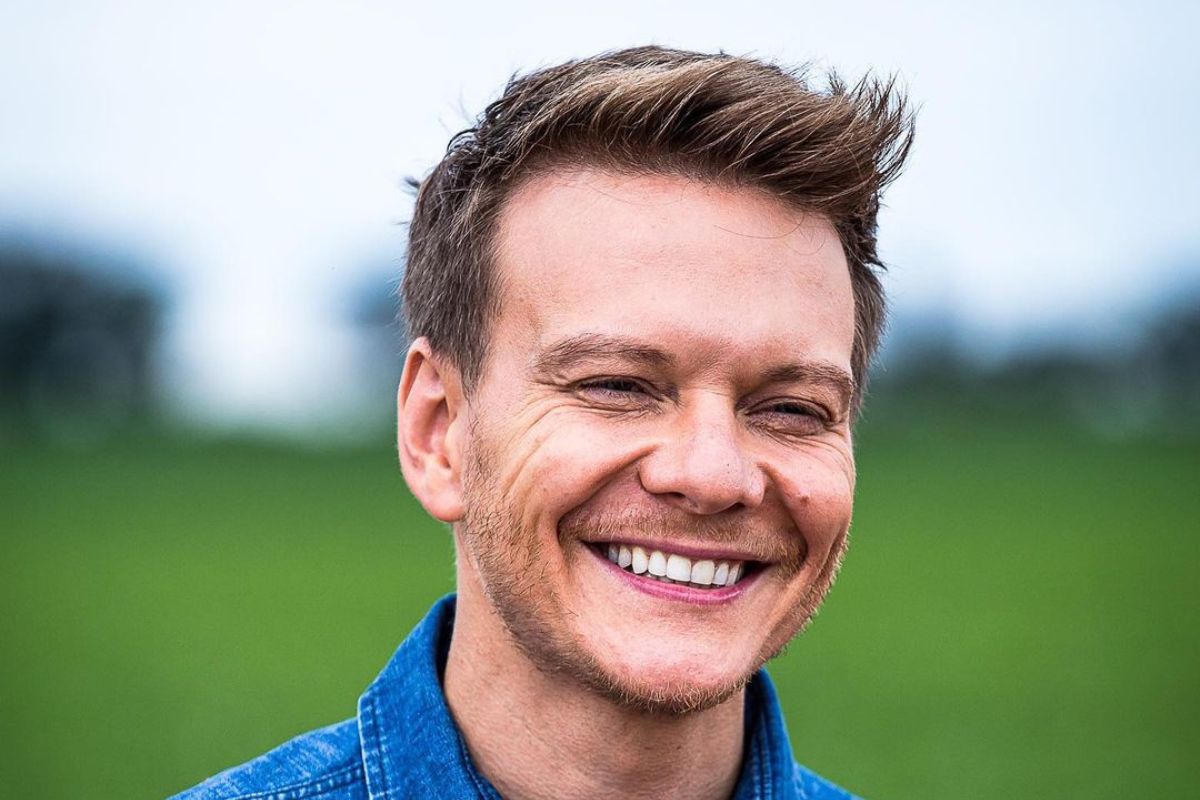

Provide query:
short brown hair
left=403, top=46, right=914, bottom=412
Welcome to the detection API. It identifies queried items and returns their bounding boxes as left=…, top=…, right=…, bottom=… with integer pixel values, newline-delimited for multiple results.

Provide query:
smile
left=591, top=542, right=759, bottom=590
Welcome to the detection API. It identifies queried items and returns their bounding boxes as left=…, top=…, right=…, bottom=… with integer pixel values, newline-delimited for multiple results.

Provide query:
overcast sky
left=2, top=1, right=1198, bottom=426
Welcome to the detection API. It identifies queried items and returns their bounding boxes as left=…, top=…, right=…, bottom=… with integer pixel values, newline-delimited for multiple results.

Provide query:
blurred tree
left=869, top=275, right=1200, bottom=440
left=0, top=238, right=166, bottom=444
left=1145, top=299, right=1200, bottom=424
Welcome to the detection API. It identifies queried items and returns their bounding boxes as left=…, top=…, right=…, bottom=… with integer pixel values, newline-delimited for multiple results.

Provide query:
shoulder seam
left=211, top=761, right=362, bottom=800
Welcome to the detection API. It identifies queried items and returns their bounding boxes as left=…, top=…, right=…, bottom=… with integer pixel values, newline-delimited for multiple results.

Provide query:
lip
left=585, top=543, right=762, bottom=606
left=581, top=536, right=765, bottom=564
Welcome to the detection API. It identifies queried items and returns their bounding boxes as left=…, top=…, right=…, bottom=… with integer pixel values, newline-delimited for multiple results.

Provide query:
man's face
left=456, top=169, right=857, bottom=713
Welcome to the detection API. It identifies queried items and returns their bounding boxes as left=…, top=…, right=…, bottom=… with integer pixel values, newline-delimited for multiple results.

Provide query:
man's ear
left=397, top=337, right=467, bottom=523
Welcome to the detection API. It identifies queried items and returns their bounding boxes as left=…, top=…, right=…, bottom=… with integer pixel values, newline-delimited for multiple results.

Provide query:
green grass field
left=2, top=419, right=1197, bottom=798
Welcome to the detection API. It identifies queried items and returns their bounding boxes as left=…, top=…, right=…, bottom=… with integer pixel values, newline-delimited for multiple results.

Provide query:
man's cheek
left=775, top=475, right=853, bottom=559
left=503, top=418, right=652, bottom=523
left=806, top=496, right=853, bottom=562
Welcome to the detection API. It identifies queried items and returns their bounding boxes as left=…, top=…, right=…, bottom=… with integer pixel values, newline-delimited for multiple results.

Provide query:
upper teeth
left=604, top=543, right=745, bottom=588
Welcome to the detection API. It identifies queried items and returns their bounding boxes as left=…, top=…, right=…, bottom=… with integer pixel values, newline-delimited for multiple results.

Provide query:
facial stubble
left=456, top=428, right=850, bottom=716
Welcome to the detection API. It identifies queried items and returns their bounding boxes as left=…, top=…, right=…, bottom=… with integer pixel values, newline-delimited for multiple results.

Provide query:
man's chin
left=590, top=670, right=753, bottom=716
left=573, top=650, right=759, bottom=716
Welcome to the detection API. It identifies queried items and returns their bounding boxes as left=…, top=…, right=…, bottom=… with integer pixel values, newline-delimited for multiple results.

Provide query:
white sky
left=2, top=1, right=1198, bottom=426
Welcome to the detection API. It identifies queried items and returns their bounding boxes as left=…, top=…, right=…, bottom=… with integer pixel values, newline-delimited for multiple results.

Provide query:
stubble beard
left=457, top=432, right=850, bottom=716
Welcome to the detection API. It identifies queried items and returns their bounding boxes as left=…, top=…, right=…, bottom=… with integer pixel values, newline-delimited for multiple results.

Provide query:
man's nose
left=637, top=394, right=765, bottom=515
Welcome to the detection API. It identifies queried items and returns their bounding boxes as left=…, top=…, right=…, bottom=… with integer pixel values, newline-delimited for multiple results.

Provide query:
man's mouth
left=587, top=542, right=760, bottom=590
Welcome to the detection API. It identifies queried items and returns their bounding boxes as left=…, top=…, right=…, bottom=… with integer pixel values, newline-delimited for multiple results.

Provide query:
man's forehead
left=498, top=168, right=835, bottom=250
left=494, top=170, right=850, bottom=300
left=487, top=168, right=856, bottom=376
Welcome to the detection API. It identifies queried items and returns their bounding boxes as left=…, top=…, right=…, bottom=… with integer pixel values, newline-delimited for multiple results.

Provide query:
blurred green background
left=4, top=5, right=1200, bottom=797
left=2, top=409, right=1197, bottom=798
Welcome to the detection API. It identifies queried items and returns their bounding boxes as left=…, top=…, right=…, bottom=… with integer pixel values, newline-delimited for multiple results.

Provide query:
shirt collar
left=357, top=593, right=798, bottom=800
left=735, top=665, right=801, bottom=799
left=357, top=593, right=492, bottom=799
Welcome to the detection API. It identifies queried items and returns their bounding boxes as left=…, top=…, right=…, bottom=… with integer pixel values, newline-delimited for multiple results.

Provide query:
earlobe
left=397, top=338, right=466, bottom=522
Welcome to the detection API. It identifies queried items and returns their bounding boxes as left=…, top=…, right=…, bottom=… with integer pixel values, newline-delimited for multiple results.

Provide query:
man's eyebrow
left=533, top=334, right=853, bottom=394
left=531, top=334, right=675, bottom=375
left=761, top=361, right=857, bottom=405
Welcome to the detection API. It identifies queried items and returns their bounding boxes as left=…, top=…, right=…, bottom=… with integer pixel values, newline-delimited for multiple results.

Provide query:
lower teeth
left=644, top=572, right=722, bottom=589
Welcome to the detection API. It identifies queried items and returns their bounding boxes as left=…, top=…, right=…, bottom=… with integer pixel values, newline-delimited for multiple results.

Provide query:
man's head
left=398, top=46, right=913, bottom=714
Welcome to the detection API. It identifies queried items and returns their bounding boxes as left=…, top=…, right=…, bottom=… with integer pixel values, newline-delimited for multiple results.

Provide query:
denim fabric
left=172, top=594, right=858, bottom=799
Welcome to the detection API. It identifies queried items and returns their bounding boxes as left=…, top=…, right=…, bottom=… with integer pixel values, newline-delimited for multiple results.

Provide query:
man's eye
left=768, top=402, right=818, bottom=417
left=755, top=401, right=830, bottom=433
left=574, top=378, right=659, bottom=407
left=578, top=378, right=646, bottom=397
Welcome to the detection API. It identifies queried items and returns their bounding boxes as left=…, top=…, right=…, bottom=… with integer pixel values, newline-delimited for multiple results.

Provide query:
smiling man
left=176, top=46, right=913, bottom=800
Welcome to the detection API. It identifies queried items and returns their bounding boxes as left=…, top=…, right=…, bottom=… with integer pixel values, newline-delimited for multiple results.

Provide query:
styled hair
left=403, top=45, right=914, bottom=411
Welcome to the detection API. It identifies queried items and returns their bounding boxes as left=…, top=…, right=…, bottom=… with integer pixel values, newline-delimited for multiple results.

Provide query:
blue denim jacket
left=173, top=594, right=858, bottom=799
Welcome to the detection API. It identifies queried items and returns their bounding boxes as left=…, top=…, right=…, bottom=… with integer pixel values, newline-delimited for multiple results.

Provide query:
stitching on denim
left=356, top=712, right=375, bottom=800
left=757, top=698, right=773, bottom=800
left=792, top=761, right=810, bottom=800
left=794, top=770, right=810, bottom=800
left=363, top=695, right=391, bottom=800
left=218, top=762, right=362, bottom=800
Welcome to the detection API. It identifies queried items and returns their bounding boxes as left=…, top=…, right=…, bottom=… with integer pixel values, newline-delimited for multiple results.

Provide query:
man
left=176, top=46, right=913, bottom=799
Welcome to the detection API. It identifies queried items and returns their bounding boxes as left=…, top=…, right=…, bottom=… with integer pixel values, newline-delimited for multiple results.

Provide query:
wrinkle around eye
left=800, top=432, right=857, bottom=476
left=754, top=418, right=827, bottom=442
left=476, top=398, right=588, bottom=492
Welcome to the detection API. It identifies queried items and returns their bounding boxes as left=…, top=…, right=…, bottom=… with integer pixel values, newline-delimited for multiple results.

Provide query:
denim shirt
left=172, top=594, right=858, bottom=800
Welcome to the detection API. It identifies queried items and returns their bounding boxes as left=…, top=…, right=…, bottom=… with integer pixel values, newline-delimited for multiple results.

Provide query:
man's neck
left=443, top=579, right=746, bottom=800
